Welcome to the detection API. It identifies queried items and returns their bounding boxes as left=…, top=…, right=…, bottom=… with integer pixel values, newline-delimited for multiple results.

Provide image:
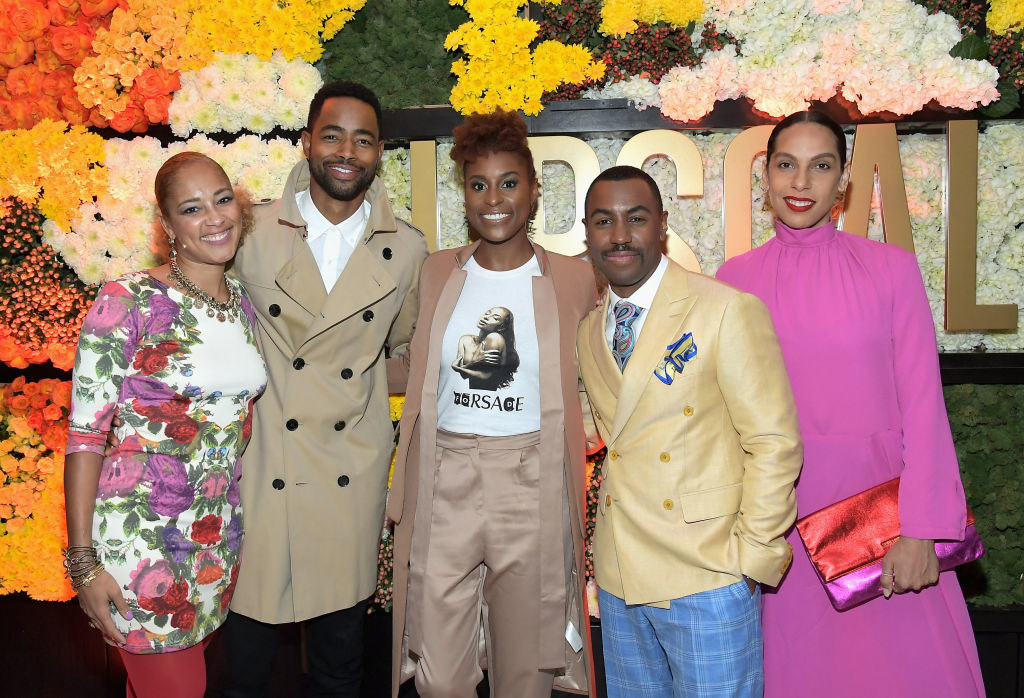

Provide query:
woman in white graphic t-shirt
left=387, top=109, right=598, bottom=698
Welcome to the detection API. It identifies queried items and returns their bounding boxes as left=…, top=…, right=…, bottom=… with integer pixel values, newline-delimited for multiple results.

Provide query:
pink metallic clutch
left=795, top=477, right=983, bottom=611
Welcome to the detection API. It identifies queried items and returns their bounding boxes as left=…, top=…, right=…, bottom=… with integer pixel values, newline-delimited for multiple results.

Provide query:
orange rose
left=133, top=66, right=180, bottom=100
left=141, top=93, right=170, bottom=122
left=78, top=0, right=119, bottom=17
left=31, top=393, right=49, bottom=409
left=46, top=0, right=81, bottom=25
left=42, top=425, right=68, bottom=452
left=35, top=96, right=63, bottom=121
left=23, top=382, right=40, bottom=396
left=27, top=410, right=45, bottom=431
left=87, top=106, right=107, bottom=128
left=107, top=101, right=146, bottom=132
left=42, top=403, right=64, bottom=422
left=8, top=394, right=30, bottom=414
left=48, top=25, right=92, bottom=65
left=46, top=343, right=77, bottom=372
left=48, top=380, right=73, bottom=410
left=0, top=30, right=35, bottom=69
left=41, top=67, right=74, bottom=96
left=12, top=376, right=26, bottom=392
left=6, top=517, right=27, bottom=534
left=5, top=64, right=44, bottom=97
left=9, top=2, right=51, bottom=42
left=0, top=504, right=13, bottom=519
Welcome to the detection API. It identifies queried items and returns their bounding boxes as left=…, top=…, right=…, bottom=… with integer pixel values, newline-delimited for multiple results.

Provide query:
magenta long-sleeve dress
left=717, top=220, right=985, bottom=696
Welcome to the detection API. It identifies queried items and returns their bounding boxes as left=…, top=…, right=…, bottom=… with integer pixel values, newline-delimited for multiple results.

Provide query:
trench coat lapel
left=274, top=234, right=328, bottom=322
left=302, top=242, right=397, bottom=345
left=609, top=264, right=697, bottom=444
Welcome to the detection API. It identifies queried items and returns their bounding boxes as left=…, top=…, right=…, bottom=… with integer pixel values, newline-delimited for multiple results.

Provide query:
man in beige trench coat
left=221, top=81, right=427, bottom=696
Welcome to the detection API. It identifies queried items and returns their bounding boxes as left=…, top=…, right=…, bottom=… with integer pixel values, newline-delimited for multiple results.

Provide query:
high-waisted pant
left=409, top=429, right=554, bottom=698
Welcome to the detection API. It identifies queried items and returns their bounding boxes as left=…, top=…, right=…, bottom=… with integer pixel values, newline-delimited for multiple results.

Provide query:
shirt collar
left=296, top=189, right=370, bottom=243
left=608, top=255, right=668, bottom=313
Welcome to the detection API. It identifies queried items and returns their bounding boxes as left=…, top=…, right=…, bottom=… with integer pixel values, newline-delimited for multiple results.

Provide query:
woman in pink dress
left=716, top=110, right=985, bottom=696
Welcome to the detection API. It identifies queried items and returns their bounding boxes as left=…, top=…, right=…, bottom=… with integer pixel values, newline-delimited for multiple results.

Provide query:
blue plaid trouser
left=598, top=583, right=763, bottom=698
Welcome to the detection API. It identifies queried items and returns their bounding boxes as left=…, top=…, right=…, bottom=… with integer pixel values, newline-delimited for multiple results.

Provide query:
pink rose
left=122, top=629, right=153, bottom=653
left=128, top=558, right=174, bottom=599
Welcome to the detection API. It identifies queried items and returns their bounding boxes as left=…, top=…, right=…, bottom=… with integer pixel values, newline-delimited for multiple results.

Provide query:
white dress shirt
left=604, top=255, right=669, bottom=351
left=295, top=189, right=370, bottom=292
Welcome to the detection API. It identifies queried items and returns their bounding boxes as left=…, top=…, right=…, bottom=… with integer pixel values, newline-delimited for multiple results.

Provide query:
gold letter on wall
left=410, top=140, right=439, bottom=252
left=722, top=125, right=772, bottom=260
left=944, top=120, right=1017, bottom=331
left=841, top=123, right=914, bottom=252
left=529, top=136, right=602, bottom=257
left=615, top=130, right=703, bottom=272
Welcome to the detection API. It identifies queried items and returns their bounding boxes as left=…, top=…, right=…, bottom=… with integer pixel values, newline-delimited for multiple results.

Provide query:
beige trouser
left=409, top=429, right=554, bottom=698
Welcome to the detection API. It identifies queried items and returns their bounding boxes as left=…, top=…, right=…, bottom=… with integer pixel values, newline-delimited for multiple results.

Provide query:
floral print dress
left=67, top=272, right=267, bottom=654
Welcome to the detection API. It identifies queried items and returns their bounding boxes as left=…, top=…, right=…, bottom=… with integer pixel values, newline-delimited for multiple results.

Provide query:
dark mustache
left=602, top=245, right=642, bottom=257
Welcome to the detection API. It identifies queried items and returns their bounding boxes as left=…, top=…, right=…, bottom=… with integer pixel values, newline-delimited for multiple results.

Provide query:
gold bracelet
left=70, top=562, right=105, bottom=591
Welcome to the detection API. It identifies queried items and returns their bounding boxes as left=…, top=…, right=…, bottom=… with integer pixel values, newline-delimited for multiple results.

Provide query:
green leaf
left=123, top=511, right=141, bottom=537
left=153, top=614, right=168, bottom=628
left=95, top=354, right=113, bottom=379
left=979, top=81, right=1021, bottom=118
left=949, top=34, right=988, bottom=60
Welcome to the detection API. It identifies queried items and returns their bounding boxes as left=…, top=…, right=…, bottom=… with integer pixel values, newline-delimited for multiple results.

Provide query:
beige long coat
left=576, top=261, right=803, bottom=606
left=229, top=161, right=427, bottom=623
left=387, top=241, right=598, bottom=696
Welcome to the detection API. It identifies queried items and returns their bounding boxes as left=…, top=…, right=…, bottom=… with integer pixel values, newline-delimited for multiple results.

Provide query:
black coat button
left=334, top=420, right=346, bottom=431
left=272, top=478, right=285, bottom=490
left=269, top=304, right=281, bottom=317
left=362, top=310, right=374, bottom=322
left=286, top=418, right=298, bottom=431
left=382, top=248, right=392, bottom=260
left=337, top=475, right=350, bottom=487
left=293, top=358, right=305, bottom=370
left=340, top=368, right=353, bottom=380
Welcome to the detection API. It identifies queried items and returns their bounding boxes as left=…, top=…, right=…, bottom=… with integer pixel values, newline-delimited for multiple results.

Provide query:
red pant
left=118, top=638, right=208, bottom=698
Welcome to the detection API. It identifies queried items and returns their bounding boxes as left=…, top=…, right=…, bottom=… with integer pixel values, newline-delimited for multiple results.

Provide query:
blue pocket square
left=654, top=333, right=697, bottom=385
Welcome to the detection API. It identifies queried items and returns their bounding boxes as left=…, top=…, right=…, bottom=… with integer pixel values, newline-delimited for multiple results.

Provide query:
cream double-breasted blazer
left=229, top=161, right=428, bottom=623
left=576, top=260, right=802, bottom=606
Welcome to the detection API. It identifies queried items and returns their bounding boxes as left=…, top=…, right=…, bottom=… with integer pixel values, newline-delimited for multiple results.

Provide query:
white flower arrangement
left=168, top=52, right=323, bottom=136
left=591, top=0, right=1001, bottom=122
left=46, top=135, right=305, bottom=284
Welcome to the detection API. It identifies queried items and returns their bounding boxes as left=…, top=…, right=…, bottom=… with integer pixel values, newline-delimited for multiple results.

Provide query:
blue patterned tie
left=612, top=300, right=643, bottom=371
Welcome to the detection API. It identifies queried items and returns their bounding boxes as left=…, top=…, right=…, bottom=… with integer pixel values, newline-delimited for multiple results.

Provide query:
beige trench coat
left=229, top=161, right=427, bottom=623
left=387, top=241, right=598, bottom=696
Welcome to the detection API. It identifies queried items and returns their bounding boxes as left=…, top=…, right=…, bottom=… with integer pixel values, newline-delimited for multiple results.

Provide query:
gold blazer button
left=605, top=495, right=612, bottom=507
left=659, top=452, right=670, bottom=462
left=663, top=499, right=674, bottom=510
left=609, top=450, right=619, bottom=460
left=683, top=406, right=694, bottom=416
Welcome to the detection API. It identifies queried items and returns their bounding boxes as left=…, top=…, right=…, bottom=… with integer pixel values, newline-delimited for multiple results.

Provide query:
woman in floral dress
left=64, top=152, right=267, bottom=698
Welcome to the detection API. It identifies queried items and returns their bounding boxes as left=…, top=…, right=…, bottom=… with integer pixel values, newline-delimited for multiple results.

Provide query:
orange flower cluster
left=0, top=0, right=119, bottom=130
left=0, top=198, right=94, bottom=370
left=0, top=376, right=74, bottom=601
left=72, top=0, right=198, bottom=132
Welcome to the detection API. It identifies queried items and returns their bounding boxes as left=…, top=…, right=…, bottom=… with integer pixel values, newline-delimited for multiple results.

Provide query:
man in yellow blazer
left=577, top=166, right=802, bottom=698
left=222, top=82, right=427, bottom=696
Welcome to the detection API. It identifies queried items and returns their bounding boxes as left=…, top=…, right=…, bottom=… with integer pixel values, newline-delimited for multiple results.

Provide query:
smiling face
left=764, top=121, right=850, bottom=229
left=158, top=158, right=242, bottom=270
left=583, top=177, right=668, bottom=298
left=301, top=96, right=383, bottom=211
left=463, top=150, right=538, bottom=250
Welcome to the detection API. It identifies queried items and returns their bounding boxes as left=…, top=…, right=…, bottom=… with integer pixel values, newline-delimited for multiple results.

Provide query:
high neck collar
left=774, top=219, right=838, bottom=247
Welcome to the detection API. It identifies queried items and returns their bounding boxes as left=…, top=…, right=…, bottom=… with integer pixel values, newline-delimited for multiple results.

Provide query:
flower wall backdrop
left=1, top=0, right=1022, bottom=608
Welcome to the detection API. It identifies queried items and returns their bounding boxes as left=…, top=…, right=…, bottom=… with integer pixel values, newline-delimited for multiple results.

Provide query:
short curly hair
left=450, top=109, right=536, bottom=183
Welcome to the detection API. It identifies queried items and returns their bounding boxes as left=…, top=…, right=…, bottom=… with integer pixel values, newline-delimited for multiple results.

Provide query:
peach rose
left=49, top=25, right=92, bottom=65
left=9, top=2, right=51, bottom=42
left=46, top=0, right=81, bottom=25
left=5, top=64, right=44, bottom=97
left=79, top=0, right=118, bottom=18
left=108, top=101, right=146, bottom=132
left=0, top=31, right=34, bottom=70
left=141, top=93, right=169, bottom=123
left=133, top=66, right=179, bottom=100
